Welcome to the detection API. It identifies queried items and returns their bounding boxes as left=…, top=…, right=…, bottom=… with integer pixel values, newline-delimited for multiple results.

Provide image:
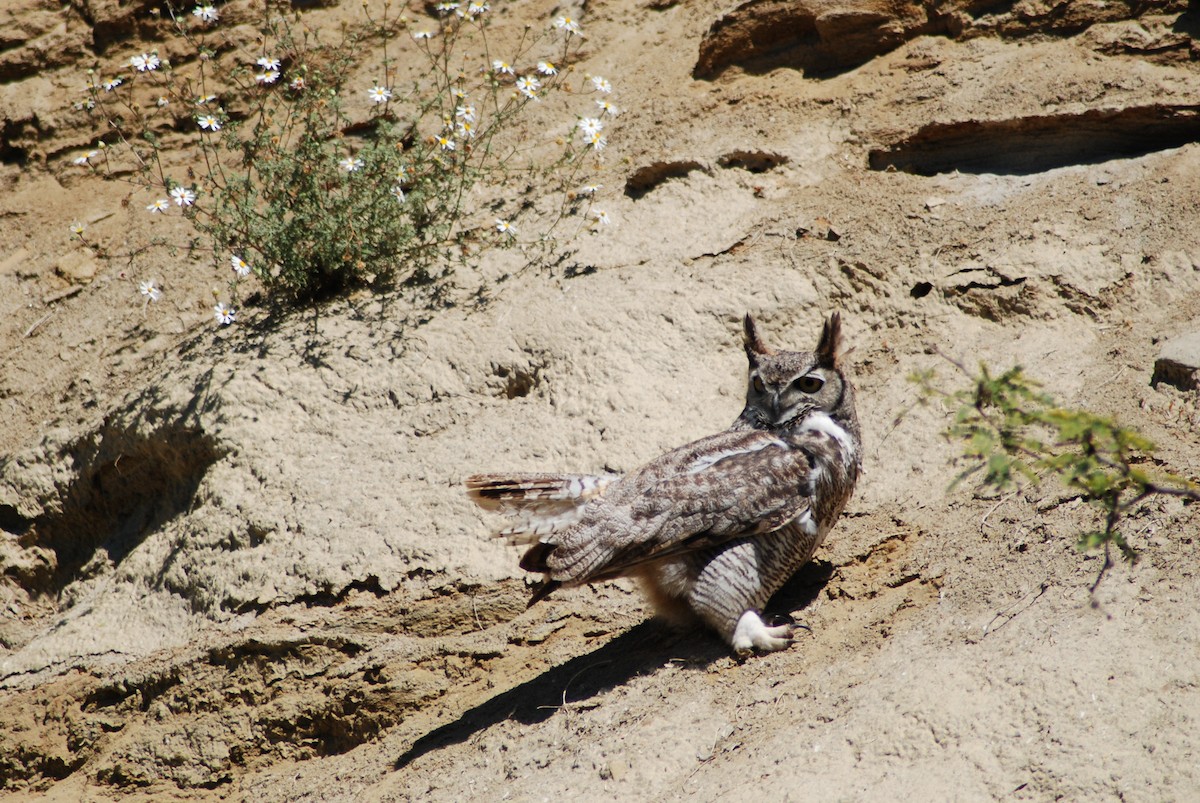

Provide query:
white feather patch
left=795, top=507, right=819, bottom=537
left=801, top=412, right=857, bottom=459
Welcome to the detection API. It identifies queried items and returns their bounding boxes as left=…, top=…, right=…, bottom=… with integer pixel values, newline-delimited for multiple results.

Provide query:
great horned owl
left=466, top=314, right=861, bottom=654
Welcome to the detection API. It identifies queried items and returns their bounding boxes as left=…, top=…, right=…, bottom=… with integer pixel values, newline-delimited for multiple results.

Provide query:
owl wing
left=542, top=429, right=820, bottom=583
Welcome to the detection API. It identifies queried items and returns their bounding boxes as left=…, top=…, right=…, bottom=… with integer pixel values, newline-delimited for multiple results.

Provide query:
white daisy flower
left=70, top=222, right=86, bottom=236
left=192, top=4, right=219, bottom=23
left=577, top=117, right=603, bottom=137
left=467, top=1, right=489, bottom=15
left=515, top=75, right=541, bottom=100
left=436, top=2, right=460, bottom=13
left=596, top=99, right=619, bottom=116
left=196, top=94, right=217, bottom=105
left=495, top=219, right=516, bottom=236
left=536, top=61, right=558, bottom=76
left=130, top=53, right=160, bottom=72
left=170, top=186, right=196, bottom=206
left=103, top=77, right=123, bottom=92
left=197, top=114, right=221, bottom=131
left=455, top=120, right=476, bottom=139
left=412, top=30, right=434, bottom=40
left=213, top=302, right=236, bottom=325
left=231, top=254, right=252, bottom=277
left=492, top=60, right=514, bottom=76
left=390, top=185, right=406, bottom=203
left=578, top=183, right=602, bottom=195
left=256, top=56, right=282, bottom=71
left=73, top=150, right=99, bottom=165
left=254, top=71, right=280, bottom=84
left=289, top=76, right=306, bottom=91
left=139, top=280, right=162, bottom=301
left=367, top=85, right=393, bottom=104
left=592, top=209, right=611, bottom=226
left=455, top=104, right=477, bottom=123
left=437, top=135, right=455, bottom=152
left=146, top=199, right=170, bottom=213
left=591, top=75, right=612, bottom=93
left=589, top=132, right=607, bottom=151
left=339, top=156, right=364, bottom=172
left=156, top=96, right=170, bottom=107
left=554, top=16, right=581, bottom=34
left=452, top=87, right=468, bottom=101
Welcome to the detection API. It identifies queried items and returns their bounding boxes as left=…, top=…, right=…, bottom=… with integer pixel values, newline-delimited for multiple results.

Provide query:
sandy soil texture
left=2, top=0, right=1199, bottom=799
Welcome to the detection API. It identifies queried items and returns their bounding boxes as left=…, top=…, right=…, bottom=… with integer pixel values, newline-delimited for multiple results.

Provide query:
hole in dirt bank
left=0, top=504, right=32, bottom=535
left=868, top=105, right=1200, bottom=175
left=717, top=150, right=789, bottom=173
left=21, top=422, right=224, bottom=596
left=625, top=160, right=707, bottom=199
left=491, top=361, right=546, bottom=399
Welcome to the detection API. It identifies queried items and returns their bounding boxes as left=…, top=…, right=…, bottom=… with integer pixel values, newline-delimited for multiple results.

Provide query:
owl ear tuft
left=816, top=313, right=842, bottom=367
left=743, top=314, right=774, bottom=362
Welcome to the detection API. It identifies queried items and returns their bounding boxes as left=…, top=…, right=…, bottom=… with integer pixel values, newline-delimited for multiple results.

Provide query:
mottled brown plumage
left=465, top=314, right=861, bottom=653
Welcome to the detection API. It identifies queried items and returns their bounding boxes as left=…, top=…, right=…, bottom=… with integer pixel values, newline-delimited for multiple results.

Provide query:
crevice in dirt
left=0, top=503, right=32, bottom=535
left=910, top=281, right=934, bottom=299
left=228, top=576, right=391, bottom=615
left=624, top=160, right=708, bottom=199
left=487, top=352, right=550, bottom=400
left=868, top=105, right=1200, bottom=175
left=717, top=150, right=789, bottom=173
left=16, top=421, right=224, bottom=598
left=231, top=578, right=528, bottom=637
left=492, top=362, right=542, bottom=399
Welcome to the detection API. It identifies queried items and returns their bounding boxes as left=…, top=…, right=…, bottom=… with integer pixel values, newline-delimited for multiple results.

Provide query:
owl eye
left=752, top=375, right=766, bottom=394
left=795, top=375, right=824, bottom=393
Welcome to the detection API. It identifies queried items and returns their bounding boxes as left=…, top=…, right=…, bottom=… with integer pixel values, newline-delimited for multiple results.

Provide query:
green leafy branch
left=912, top=356, right=1199, bottom=588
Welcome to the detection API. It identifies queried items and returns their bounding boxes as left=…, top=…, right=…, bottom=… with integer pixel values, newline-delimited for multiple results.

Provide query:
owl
left=466, top=313, right=861, bottom=654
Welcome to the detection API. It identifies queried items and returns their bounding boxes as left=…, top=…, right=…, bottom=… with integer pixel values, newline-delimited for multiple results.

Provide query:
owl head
left=736, top=313, right=860, bottom=436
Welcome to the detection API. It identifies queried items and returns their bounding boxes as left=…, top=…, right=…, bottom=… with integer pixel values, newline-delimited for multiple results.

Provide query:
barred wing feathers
left=542, top=429, right=820, bottom=583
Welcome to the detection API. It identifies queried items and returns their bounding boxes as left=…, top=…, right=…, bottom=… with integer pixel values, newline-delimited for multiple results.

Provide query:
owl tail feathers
left=464, top=472, right=614, bottom=509
left=464, top=472, right=614, bottom=545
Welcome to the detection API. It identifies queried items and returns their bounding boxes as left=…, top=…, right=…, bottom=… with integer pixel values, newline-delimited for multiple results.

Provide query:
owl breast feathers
left=466, top=313, right=861, bottom=654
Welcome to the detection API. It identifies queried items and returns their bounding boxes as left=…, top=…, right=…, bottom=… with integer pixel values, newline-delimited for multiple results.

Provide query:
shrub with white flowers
left=74, top=0, right=618, bottom=316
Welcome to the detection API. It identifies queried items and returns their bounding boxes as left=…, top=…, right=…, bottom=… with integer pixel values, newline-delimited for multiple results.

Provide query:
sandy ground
left=2, top=0, right=1199, bottom=799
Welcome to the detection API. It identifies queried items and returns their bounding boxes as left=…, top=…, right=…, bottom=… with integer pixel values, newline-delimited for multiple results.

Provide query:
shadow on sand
left=394, top=558, right=834, bottom=770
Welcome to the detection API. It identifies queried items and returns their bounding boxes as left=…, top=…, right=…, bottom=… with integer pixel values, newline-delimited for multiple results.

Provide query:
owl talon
left=731, top=610, right=794, bottom=654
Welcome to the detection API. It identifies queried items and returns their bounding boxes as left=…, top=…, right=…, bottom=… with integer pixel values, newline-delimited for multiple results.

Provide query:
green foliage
left=75, top=0, right=611, bottom=313
left=912, top=362, right=1199, bottom=568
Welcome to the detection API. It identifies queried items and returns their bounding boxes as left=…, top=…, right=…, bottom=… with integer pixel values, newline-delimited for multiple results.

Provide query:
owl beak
left=769, top=392, right=782, bottom=421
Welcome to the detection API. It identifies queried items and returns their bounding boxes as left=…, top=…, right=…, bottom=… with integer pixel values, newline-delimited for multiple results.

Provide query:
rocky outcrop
left=1153, top=331, right=1200, bottom=390
left=694, top=0, right=1194, bottom=78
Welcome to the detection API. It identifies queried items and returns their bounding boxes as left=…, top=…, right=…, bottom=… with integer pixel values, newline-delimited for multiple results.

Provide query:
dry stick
left=982, top=581, right=1050, bottom=636
left=22, top=310, right=56, bottom=338
left=978, top=492, right=1017, bottom=535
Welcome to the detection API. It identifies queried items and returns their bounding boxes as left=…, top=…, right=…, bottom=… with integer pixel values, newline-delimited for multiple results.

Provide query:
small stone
left=55, top=251, right=101, bottom=284
left=0, top=247, right=32, bottom=277
left=1152, top=331, right=1200, bottom=390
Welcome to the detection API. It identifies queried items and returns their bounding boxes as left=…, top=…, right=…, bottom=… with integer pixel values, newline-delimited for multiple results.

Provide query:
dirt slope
left=2, top=0, right=1199, bottom=799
